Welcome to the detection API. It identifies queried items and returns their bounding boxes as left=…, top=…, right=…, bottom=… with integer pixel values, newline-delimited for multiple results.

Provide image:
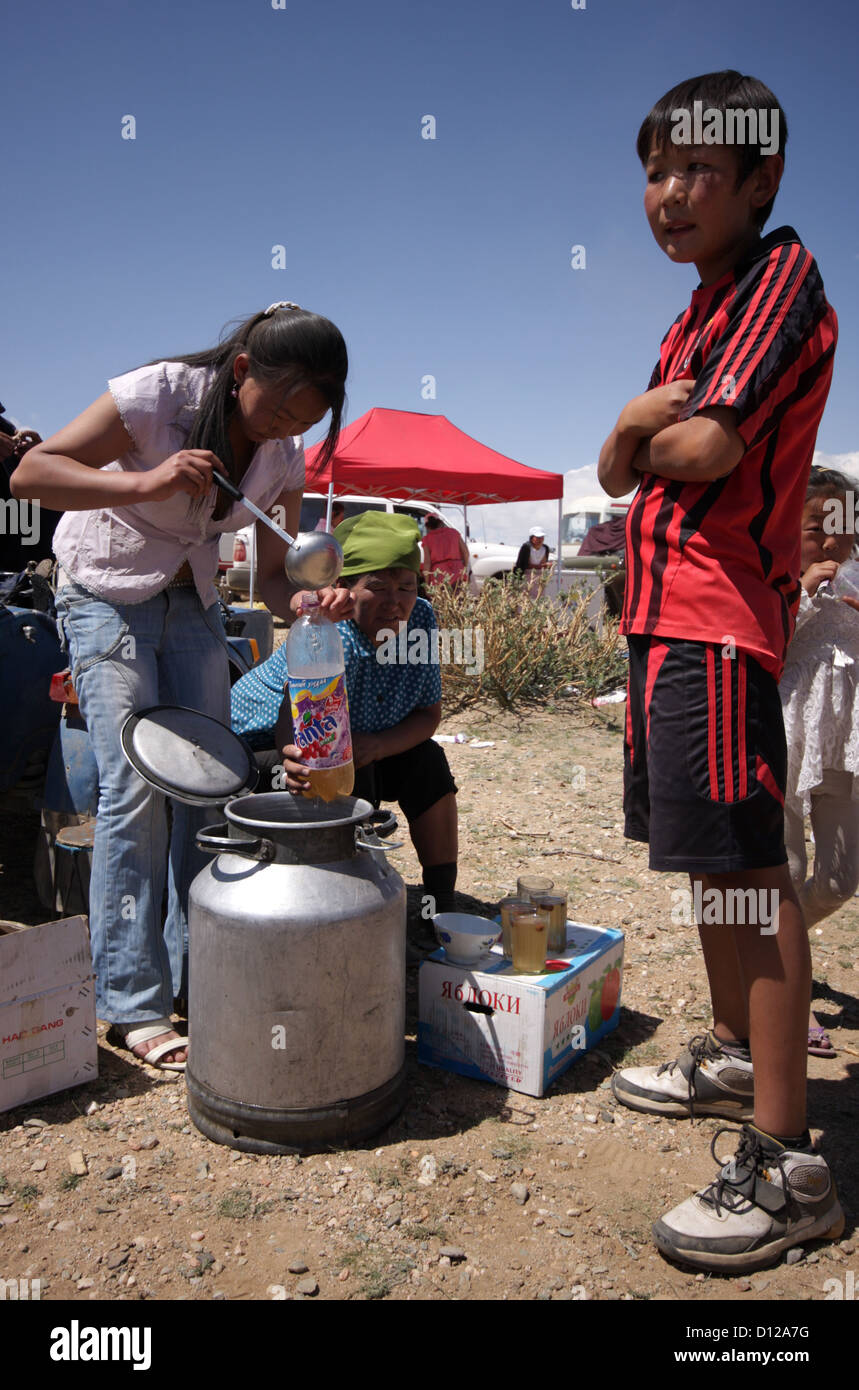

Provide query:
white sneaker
left=612, top=1031, right=754, bottom=1118
left=653, top=1124, right=844, bottom=1273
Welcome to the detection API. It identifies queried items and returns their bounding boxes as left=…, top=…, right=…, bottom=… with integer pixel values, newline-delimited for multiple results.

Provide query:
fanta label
left=288, top=674, right=353, bottom=769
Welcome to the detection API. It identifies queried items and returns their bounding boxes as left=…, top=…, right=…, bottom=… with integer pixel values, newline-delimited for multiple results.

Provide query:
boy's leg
left=701, top=864, right=810, bottom=1138
left=651, top=863, right=845, bottom=1271
left=693, top=892, right=749, bottom=1044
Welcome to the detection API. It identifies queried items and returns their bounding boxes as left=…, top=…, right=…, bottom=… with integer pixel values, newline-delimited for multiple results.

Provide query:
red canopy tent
left=304, top=407, right=563, bottom=508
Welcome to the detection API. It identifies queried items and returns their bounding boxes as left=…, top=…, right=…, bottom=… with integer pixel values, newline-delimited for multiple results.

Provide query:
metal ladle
left=212, top=470, right=343, bottom=589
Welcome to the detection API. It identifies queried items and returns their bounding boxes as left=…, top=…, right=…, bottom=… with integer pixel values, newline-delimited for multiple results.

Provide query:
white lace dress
left=780, top=587, right=859, bottom=815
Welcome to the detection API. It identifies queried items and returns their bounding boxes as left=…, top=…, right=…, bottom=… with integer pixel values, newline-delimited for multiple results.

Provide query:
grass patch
left=429, top=580, right=628, bottom=711
left=59, top=1173, right=84, bottom=1191
left=489, top=1130, right=531, bottom=1162
left=216, top=1187, right=278, bottom=1220
left=342, top=1246, right=415, bottom=1301
left=217, top=1188, right=254, bottom=1220
left=366, top=1165, right=401, bottom=1189
left=612, top=1039, right=661, bottom=1068
left=408, top=1222, right=444, bottom=1241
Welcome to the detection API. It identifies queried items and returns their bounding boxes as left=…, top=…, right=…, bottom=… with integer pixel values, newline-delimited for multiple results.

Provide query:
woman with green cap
left=231, top=512, right=459, bottom=914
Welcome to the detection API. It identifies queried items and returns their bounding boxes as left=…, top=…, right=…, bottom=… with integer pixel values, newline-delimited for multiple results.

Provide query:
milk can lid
left=120, top=705, right=260, bottom=805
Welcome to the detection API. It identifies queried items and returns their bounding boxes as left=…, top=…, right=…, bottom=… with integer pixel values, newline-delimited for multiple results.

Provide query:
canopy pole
left=249, top=524, right=256, bottom=608
left=556, top=496, right=562, bottom=596
left=463, top=503, right=469, bottom=540
left=324, top=482, right=334, bottom=530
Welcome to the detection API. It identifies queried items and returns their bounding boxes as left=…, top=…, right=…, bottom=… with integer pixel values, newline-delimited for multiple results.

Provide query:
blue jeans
left=54, top=581, right=231, bottom=1024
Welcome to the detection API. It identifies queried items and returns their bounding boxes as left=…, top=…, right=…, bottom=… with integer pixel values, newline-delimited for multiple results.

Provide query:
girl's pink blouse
left=53, top=361, right=305, bottom=607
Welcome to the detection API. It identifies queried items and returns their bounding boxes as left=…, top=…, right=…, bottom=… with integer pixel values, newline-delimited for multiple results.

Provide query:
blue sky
left=3, top=0, right=857, bottom=544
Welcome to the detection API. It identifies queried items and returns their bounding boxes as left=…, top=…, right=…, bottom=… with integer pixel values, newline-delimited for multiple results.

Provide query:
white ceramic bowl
left=432, top=912, right=501, bottom=966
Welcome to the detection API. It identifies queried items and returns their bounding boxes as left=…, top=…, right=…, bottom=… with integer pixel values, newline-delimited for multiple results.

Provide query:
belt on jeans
left=56, top=567, right=196, bottom=592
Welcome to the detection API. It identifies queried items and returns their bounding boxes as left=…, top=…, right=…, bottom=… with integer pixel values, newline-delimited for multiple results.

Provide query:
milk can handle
left=196, top=823, right=276, bottom=862
left=355, top=811, right=403, bottom=852
left=367, top=810, right=398, bottom=838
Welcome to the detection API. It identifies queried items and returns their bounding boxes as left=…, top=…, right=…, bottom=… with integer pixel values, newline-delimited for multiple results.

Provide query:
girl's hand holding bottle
left=801, top=559, right=841, bottom=596
left=801, top=557, right=859, bottom=613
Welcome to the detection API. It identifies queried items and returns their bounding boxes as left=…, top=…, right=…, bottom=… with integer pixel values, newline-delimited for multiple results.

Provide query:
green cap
left=334, top=511, right=422, bottom=577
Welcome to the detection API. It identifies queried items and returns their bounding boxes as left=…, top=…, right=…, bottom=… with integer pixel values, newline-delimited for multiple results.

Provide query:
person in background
left=11, top=303, right=350, bottom=1071
left=420, top=513, right=469, bottom=589
left=0, top=403, right=61, bottom=570
left=780, top=464, right=859, bottom=1057
left=513, top=526, right=551, bottom=597
left=578, top=513, right=627, bottom=617
left=314, top=499, right=345, bottom=532
left=231, top=511, right=459, bottom=918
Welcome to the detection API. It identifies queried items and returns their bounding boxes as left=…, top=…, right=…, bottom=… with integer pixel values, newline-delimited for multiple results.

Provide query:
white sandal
left=119, top=1021, right=189, bottom=1072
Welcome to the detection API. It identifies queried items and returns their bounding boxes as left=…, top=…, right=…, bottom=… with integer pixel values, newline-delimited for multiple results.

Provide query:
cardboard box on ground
left=418, top=924, right=624, bottom=1097
left=0, top=916, right=97, bottom=1112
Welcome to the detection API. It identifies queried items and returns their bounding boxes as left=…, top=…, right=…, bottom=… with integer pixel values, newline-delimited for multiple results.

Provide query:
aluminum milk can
left=187, top=792, right=407, bottom=1153
left=119, top=706, right=407, bottom=1155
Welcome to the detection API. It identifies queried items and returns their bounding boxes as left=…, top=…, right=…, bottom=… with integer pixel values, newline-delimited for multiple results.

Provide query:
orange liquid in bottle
left=302, top=759, right=355, bottom=803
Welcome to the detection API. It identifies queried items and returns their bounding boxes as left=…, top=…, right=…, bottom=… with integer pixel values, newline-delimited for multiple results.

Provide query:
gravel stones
left=417, top=1154, right=438, bottom=1186
left=511, top=1182, right=529, bottom=1205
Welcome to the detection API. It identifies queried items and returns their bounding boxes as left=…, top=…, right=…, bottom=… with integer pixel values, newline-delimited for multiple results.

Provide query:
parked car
left=466, top=539, right=529, bottom=589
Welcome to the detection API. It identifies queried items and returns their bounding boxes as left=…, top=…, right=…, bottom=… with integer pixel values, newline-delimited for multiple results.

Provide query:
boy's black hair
left=637, top=70, right=788, bottom=228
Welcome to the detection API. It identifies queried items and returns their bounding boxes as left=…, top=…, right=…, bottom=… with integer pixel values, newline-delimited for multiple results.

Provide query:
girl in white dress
left=781, top=465, right=859, bottom=1056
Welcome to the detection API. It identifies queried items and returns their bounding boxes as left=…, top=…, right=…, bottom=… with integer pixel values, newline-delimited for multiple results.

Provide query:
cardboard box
left=0, top=916, right=97, bottom=1112
left=418, top=922, right=623, bottom=1097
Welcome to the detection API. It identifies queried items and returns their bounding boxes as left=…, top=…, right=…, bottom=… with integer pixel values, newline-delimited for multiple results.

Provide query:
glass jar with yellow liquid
left=511, top=905, right=549, bottom=974
left=537, top=893, right=568, bottom=953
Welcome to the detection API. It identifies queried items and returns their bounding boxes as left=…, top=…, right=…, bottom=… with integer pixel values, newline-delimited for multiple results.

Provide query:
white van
left=561, top=495, right=630, bottom=563
left=219, top=492, right=451, bottom=598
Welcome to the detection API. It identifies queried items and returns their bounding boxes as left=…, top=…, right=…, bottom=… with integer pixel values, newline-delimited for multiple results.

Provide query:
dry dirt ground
left=0, top=697, right=857, bottom=1307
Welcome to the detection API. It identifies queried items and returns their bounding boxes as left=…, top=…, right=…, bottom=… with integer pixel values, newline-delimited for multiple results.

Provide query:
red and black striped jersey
left=620, top=226, right=838, bottom=680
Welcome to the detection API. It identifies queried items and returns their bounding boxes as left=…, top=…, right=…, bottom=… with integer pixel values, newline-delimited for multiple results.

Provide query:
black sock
left=756, top=1126, right=814, bottom=1153
left=422, top=862, right=457, bottom=916
left=712, top=1031, right=751, bottom=1060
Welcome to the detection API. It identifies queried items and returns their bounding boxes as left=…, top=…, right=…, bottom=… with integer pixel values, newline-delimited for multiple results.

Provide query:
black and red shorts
left=624, top=635, right=787, bottom=873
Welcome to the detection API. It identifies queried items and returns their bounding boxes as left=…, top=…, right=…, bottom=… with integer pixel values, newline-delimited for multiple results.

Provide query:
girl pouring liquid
left=11, top=303, right=351, bottom=1070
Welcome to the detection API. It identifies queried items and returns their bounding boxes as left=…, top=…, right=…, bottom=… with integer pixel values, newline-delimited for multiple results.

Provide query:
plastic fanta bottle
left=285, top=598, right=354, bottom=801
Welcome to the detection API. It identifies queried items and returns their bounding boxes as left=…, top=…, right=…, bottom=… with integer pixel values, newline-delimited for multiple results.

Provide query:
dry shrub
left=427, top=574, right=628, bottom=710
